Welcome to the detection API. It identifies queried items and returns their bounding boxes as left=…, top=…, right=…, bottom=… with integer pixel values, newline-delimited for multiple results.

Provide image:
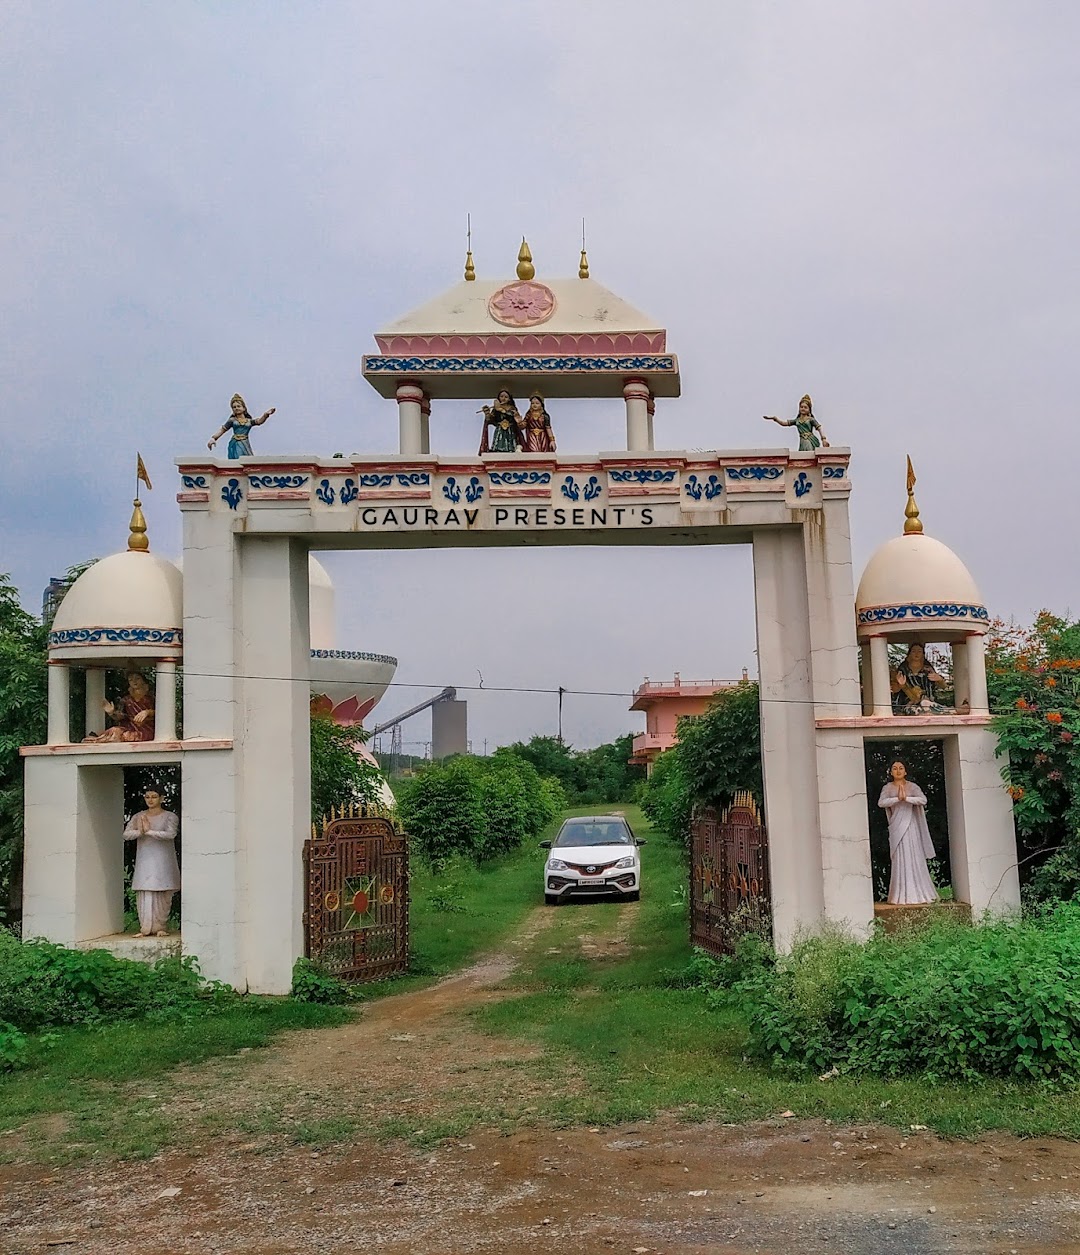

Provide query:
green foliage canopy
left=310, top=714, right=384, bottom=824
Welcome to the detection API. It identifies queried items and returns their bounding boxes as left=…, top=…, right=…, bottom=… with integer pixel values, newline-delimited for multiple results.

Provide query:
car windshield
left=552, top=819, right=633, bottom=848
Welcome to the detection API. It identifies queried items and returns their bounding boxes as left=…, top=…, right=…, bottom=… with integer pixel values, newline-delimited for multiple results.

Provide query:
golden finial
left=128, top=499, right=149, bottom=551
left=516, top=237, right=535, bottom=281
left=464, top=213, right=475, bottom=281
left=903, top=455, right=923, bottom=535
left=579, top=218, right=589, bottom=279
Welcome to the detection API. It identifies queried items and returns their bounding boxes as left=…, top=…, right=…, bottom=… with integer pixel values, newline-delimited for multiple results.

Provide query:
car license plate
left=581, top=876, right=602, bottom=882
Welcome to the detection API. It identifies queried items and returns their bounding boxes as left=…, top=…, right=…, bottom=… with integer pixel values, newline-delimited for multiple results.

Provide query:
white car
left=540, top=814, right=645, bottom=905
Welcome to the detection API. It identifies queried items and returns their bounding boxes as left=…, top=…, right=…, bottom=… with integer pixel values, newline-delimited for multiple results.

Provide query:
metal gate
left=689, top=791, right=771, bottom=956
left=303, top=804, right=409, bottom=982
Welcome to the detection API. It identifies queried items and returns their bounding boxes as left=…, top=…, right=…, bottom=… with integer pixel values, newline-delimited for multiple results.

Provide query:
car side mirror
left=539, top=840, right=552, bottom=849
left=636, top=839, right=648, bottom=846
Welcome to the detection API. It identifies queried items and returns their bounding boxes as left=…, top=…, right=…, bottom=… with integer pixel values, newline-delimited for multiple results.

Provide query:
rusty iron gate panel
left=689, top=791, right=771, bottom=956
left=304, top=806, right=409, bottom=982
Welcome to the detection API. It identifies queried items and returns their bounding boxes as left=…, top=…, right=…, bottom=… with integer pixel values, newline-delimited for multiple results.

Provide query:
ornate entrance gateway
left=690, top=793, right=771, bottom=956
left=303, top=807, right=409, bottom=982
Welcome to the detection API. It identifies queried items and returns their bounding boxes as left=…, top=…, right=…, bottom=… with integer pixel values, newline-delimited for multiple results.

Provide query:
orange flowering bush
left=988, top=611, right=1080, bottom=899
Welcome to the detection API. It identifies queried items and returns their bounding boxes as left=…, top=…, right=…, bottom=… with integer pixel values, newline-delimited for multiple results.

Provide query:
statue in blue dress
left=207, top=394, right=276, bottom=458
left=763, top=394, right=830, bottom=450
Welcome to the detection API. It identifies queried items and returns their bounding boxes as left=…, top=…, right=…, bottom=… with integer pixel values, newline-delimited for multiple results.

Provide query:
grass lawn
left=473, top=806, right=1080, bottom=1141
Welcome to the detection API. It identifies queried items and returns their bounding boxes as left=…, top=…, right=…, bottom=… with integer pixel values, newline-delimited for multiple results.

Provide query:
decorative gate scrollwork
left=304, top=804, right=409, bottom=982
left=690, top=791, right=771, bottom=956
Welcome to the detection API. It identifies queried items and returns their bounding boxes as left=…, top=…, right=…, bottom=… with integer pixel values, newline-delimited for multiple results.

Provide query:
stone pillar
left=646, top=394, right=656, bottom=449
left=47, top=662, right=70, bottom=745
left=803, top=500, right=874, bottom=936
left=967, top=634, right=989, bottom=714
left=951, top=639, right=971, bottom=712
left=396, top=382, right=424, bottom=456
left=858, top=645, right=872, bottom=715
left=155, top=660, right=177, bottom=741
left=753, top=527, right=825, bottom=950
left=868, top=636, right=892, bottom=716
left=419, top=395, right=431, bottom=455
left=180, top=508, right=241, bottom=985
left=944, top=729, right=1020, bottom=916
left=23, top=759, right=124, bottom=944
left=85, top=668, right=106, bottom=736
left=623, top=378, right=652, bottom=451
left=236, top=536, right=311, bottom=994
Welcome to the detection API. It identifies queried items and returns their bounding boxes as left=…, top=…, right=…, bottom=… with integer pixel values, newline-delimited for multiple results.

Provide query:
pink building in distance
left=630, top=672, right=748, bottom=774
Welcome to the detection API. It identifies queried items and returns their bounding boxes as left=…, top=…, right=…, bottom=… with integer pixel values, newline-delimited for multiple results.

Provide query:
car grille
left=564, top=859, right=621, bottom=875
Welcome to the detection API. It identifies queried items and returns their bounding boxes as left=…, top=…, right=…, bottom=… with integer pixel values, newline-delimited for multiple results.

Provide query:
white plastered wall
left=945, top=728, right=1021, bottom=917
left=23, top=760, right=124, bottom=943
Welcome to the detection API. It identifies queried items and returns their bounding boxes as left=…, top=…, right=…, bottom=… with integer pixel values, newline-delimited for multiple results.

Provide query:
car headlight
left=547, top=858, right=569, bottom=871
left=615, top=856, right=635, bottom=869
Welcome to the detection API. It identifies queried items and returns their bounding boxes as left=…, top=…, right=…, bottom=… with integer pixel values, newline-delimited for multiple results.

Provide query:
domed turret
left=49, top=548, right=182, bottom=662
left=855, top=459, right=988, bottom=642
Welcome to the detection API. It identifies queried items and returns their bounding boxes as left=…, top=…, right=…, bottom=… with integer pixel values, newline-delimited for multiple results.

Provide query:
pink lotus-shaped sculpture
left=487, top=280, right=556, bottom=328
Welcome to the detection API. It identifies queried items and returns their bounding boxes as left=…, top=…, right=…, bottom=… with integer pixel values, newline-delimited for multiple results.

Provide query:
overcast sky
left=2, top=2, right=1076, bottom=753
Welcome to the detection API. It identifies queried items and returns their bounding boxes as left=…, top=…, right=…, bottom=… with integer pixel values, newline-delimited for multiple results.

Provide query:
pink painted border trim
left=374, top=330, right=667, bottom=356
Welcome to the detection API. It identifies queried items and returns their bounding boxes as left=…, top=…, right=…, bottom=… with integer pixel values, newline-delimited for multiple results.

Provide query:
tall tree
left=0, top=574, right=48, bottom=919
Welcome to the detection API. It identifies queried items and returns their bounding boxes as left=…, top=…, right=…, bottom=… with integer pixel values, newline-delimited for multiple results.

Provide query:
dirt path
left=4, top=906, right=1080, bottom=1253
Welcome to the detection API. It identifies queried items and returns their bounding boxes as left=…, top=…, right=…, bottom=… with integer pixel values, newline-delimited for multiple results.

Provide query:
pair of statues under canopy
left=479, top=390, right=557, bottom=455
left=763, top=394, right=830, bottom=450
left=83, top=671, right=155, bottom=743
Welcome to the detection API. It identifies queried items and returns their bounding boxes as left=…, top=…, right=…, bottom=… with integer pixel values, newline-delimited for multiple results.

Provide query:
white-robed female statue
left=877, top=761, right=938, bottom=905
left=124, top=786, right=180, bottom=936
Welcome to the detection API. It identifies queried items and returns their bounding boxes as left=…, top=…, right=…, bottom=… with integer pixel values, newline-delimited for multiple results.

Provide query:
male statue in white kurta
left=124, top=787, right=180, bottom=936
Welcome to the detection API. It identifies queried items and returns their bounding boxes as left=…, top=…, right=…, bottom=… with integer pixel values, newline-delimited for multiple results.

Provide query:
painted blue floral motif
left=249, top=474, right=308, bottom=490
left=726, top=466, right=783, bottom=481
left=684, top=474, right=723, bottom=501
left=341, top=478, right=359, bottom=506
left=180, top=475, right=208, bottom=489
left=793, top=472, right=813, bottom=499
left=50, top=627, right=183, bottom=647
left=857, top=603, right=990, bottom=626
left=310, top=649, right=398, bottom=665
left=823, top=466, right=847, bottom=480
left=609, top=468, right=677, bottom=484
left=359, top=474, right=393, bottom=488
left=396, top=471, right=431, bottom=487
left=560, top=475, right=580, bottom=502
left=316, top=478, right=336, bottom=506
left=442, top=477, right=461, bottom=504
left=465, top=476, right=485, bottom=503
left=364, top=354, right=677, bottom=375
left=221, top=478, right=243, bottom=510
left=583, top=476, right=602, bottom=501
left=490, top=471, right=552, bottom=486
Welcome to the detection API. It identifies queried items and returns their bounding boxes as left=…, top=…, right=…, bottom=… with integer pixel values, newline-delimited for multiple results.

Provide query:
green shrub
left=290, top=958, right=356, bottom=1004
left=729, top=905, right=1080, bottom=1080
left=640, top=749, right=691, bottom=844
left=397, top=754, right=565, bottom=869
left=0, top=1020, right=28, bottom=1071
left=0, top=928, right=235, bottom=1031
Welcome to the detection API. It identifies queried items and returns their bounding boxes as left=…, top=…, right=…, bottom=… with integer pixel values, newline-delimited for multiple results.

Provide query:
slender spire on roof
left=516, top=237, right=535, bottom=280
left=464, top=213, right=475, bottom=281
left=579, top=218, right=589, bottom=279
left=903, top=455, right=923, bottom=535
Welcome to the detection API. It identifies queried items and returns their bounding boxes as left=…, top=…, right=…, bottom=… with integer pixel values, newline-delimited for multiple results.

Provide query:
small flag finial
left=578, top=218, right=589, bottom=279
left=903, top=455, right=923, bottom=534
left=516, top=237, right=535, bottom=280
left=464, top=213, right=475, bottom=281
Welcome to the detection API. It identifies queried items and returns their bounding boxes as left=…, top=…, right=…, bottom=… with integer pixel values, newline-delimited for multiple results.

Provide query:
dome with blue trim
left=855, top=462, right=988, bottom=641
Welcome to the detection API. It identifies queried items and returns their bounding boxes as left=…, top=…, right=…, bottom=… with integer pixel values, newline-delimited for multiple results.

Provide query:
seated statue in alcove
left=890, top=643, right=948, bottom=715
left=83, top=671, right=156, bottom=743
left=878, top=761, right=939, bottom=904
